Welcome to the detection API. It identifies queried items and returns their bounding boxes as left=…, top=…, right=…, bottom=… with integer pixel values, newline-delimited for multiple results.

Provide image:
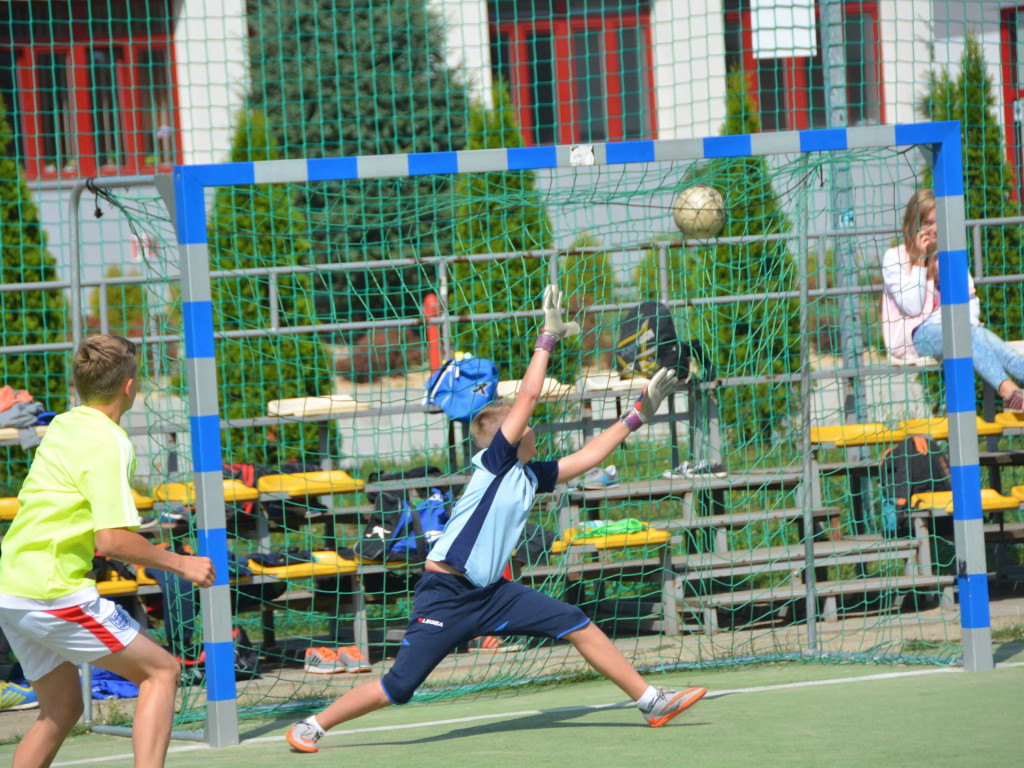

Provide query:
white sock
left=305, top=715, right=326, bottom=735
left=635, top=685, right=659, bottom=711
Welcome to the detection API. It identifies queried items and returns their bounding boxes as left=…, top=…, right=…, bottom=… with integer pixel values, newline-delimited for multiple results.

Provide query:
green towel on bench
left=573, top=518, right=647, bottom=539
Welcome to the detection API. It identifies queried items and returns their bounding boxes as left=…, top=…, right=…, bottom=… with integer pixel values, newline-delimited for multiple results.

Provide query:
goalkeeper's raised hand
left=535, top=285, right=581, bottom=352
left=620, top=368, right=677, bottom=431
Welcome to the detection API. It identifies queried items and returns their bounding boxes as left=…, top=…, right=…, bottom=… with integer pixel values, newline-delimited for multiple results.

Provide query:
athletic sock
left=305, top=715, right=326, bottom=735
left=635, top=685, right=659, bottom=711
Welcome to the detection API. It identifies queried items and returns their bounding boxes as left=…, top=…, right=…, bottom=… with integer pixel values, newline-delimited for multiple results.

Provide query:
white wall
left=879, top=1, right=934, bottom=125
left=173, top=0, right=248, bottom=166
left=436, top=0, right=493, bottom=106
left=652, top=0, right=728, bottom=140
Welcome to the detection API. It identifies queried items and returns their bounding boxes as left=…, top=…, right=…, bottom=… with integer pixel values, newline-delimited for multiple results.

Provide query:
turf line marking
left=51, top=661, right=1024, bottom=766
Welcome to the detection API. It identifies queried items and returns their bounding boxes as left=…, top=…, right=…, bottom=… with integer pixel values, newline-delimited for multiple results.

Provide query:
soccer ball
left=672, top=185, right=726, bottom=239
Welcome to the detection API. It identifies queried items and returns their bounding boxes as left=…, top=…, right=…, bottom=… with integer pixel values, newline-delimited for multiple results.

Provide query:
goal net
left=94, top=121, right=993, bottom=739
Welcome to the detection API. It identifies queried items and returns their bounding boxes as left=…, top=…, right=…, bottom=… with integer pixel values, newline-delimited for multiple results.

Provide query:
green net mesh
left=1, top=0, right=1022, bottom=736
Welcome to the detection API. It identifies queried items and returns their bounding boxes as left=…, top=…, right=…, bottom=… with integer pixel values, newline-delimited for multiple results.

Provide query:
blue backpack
left=387, top=489, right=451, bottom=556
left=423, top=357, right=499, bottom=423
left=355, top=487, right=452, bottom=562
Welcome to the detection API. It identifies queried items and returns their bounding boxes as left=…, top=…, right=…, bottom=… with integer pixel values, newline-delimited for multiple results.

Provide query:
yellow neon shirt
left=0, top=406, right=141, bottom=601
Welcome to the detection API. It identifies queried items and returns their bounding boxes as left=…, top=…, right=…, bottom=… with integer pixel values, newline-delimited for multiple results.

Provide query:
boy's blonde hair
left=470, top=401, right=513, bottom=450
left=902, top=188, right=936, bottom=257
left=73, top=335, right=138, bottom=404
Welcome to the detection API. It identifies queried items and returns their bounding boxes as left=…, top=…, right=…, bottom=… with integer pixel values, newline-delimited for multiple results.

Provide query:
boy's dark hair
left=73, top=335, right=138, bottom=403
left=470, top=401, right=513, bottom=450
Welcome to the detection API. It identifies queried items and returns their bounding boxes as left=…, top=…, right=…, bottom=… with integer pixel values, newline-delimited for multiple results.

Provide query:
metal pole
left=933, top=128, right=994, bottom=672
left=800, top=228, right=818, bottom=652
left=172, top=166, right=239, bottom=746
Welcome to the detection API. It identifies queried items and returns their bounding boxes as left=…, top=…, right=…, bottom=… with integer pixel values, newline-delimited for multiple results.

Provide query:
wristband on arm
left=534, top=332, right=558, bottom=353
left=620, top=408, right=645, bottom=432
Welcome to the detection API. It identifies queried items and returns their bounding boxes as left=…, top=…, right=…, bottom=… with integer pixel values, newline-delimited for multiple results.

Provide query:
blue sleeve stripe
left=197, top=527, right=230, bottom=587
left=204, top=640, right=238, bottom=701
left=409, top=151, right=459, bottom=176
left=799, top=128, right=847, bottom=152
left=190, top=414, right=224, bottom=473
left=606, top=140, right=655, bottom=164
left=182, top=301, right=215, bottom=359
left=307, top=156, right=359, bottom=181
left=937, top=250, right=971, bottom=304
left=507, top=145, right=558, bottom=170
left=943, top=356, right=977, bottom=414
left=957, top=573, right=991, bottom=629
left=704, top=134, right=752, bottom=158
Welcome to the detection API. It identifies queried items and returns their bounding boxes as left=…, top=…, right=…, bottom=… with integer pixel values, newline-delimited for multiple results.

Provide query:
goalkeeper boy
left=0, top=335, right=215, bottom=768
left=287, top=286, right=706, bottom=753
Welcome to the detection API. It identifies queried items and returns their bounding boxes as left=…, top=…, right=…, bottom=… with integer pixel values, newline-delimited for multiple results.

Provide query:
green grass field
left=12, top=643, right=1022, bottom=768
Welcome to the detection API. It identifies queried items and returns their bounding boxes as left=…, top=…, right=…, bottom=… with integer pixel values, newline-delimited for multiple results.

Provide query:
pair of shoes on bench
left=569, top=465, right=619, bottom=490
left=303, top=646, right=371, bottom=674
left=662, top=460, right=727, bottom=479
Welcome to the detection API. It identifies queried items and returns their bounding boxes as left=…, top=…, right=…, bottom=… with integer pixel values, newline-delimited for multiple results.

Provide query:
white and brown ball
left=672, top=185, right=726, bottom=239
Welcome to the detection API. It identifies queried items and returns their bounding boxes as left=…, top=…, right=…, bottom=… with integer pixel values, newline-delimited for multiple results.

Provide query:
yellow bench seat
left=2, top=493, right=154, bottom=520
left=257, top=470, right=364, bottom=496
left=910, top=488, right=1020, bottom=514
left=810, top=424, right=905, bottom=447
left=246, top=550, right=358, bottom=579
left=550, top=527, right=671, bottom=554
left=900, top=417, right=1003, bottom=439
left=96, top=575, right=139, bottom=596
left=153, top=479, right=260, bottom=504
left=0, top=497, right=19, bottom=521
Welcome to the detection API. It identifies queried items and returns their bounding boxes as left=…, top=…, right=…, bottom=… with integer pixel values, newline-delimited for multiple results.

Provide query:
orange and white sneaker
left=468, top=635, right=524, bottom=653
left=286, top=719, right=324, bottom=753
left=640, top=686, right=707, bottom=727
left=303, top=647, right=342, bottom=675
left=335, top=645, right=372, bottom=673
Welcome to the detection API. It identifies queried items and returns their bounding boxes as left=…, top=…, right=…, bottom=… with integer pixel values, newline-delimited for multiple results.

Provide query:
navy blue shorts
left=379, top=571, right=590, bottom=704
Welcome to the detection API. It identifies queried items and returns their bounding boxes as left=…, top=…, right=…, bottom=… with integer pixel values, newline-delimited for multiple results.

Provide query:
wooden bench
left=665, top=573, right=956, bottom=634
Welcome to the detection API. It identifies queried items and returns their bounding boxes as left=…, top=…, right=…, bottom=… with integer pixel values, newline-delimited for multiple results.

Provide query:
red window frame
left=3, top=34, right=181, bottom=180
left=725, top=1, right=884, bottom=131
left=491, top=11, right=658, bottom=146
left=1000, top=6, right=1024, bottom=201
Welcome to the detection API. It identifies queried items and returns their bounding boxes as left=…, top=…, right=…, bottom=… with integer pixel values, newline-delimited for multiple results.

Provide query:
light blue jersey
left=427, top=429, right=559, bottom=587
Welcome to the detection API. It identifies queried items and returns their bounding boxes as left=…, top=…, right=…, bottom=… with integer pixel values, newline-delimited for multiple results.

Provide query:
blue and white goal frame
left=172, top=120, right=990, bottom=747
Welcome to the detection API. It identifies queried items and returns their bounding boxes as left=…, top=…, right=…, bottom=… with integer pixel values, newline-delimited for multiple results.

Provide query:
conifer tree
left=700, top=69, right=799, bottom=442
left=450, top=83, right=575, bottom=383
left=247, top=0, right=469, bottom=330
left=207, top=109, right=328, bottom=466
left=0, top=92, right=66, bottom=489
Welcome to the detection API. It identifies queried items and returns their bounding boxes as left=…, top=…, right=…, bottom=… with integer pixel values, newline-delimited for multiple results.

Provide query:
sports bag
left=423, top=357, right=499, bottom=423
left=356, top=466, right=459, bottom=562
left=615, top=302, right=713, bottom=382
left=879, top=436, right=951, bottom=535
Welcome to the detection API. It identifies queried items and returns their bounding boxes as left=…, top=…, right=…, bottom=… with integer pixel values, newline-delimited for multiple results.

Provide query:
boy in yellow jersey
left=0, top=335, right=215, bottom=768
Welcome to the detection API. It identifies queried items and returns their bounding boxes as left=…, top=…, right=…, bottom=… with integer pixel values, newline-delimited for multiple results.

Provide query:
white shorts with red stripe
left=0, top=590, right=140, bottom=681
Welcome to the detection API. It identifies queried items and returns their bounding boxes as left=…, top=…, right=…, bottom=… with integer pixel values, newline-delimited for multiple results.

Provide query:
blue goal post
left=171, top=120, right=991, bottom=748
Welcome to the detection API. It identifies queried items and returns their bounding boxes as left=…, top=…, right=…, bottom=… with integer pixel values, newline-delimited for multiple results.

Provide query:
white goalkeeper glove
left=620, top=368, right=677, bottom=431
left=535, top=285, right=581, bottom=352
